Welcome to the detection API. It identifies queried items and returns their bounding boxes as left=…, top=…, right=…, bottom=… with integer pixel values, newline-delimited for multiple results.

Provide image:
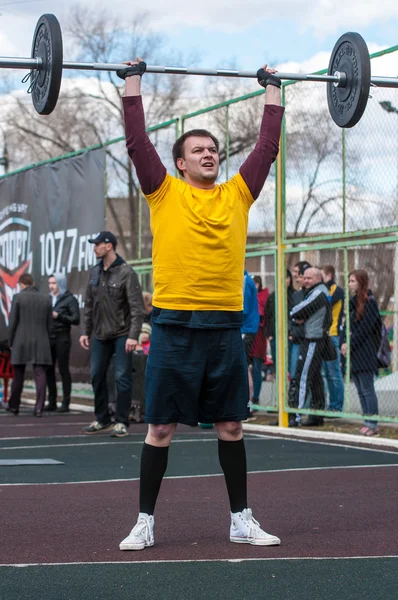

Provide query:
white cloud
left=0, top=0, right=398, bottom=52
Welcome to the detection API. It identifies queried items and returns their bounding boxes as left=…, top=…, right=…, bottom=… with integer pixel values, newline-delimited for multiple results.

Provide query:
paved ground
left=1, top=405, right=397, bottom=600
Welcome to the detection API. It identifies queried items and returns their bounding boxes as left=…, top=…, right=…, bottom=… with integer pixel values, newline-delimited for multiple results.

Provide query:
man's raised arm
left=118, top=58, right=167, bottom=195
left=239, top=66, right=285, bottom=200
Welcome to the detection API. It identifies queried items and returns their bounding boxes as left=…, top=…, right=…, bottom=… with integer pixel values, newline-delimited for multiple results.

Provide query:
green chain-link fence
left=2, top=44, right=397, bottom=423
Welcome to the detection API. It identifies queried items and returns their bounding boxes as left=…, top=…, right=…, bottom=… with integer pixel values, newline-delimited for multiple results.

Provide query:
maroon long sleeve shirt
left=122, top=96, right=284, bottom=199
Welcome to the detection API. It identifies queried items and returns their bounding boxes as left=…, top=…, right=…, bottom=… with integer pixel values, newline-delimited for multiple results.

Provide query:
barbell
left=0, top=13, right=397, bottom=127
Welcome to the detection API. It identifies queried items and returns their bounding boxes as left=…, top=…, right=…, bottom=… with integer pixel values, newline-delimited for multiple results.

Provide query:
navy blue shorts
left=145, top=323, right=250, bottom=426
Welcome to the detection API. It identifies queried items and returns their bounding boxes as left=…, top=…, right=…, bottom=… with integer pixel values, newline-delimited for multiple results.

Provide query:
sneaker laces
left=132, top=517, right=151, bottom=543
left=241, top=509, right=262, bottom=539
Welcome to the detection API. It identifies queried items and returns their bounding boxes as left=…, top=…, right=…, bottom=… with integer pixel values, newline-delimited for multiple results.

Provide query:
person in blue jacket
left=242, top=271, right=260, bottom=411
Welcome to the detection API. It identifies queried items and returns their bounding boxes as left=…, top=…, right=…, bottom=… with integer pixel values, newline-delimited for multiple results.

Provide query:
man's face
left=177, top=136, right=220, bottom=185
left=48, top=277, right=59, bottom=295
left=94, top=242, right=112, bottom=259
left=303, top=269, right=319, bottom=289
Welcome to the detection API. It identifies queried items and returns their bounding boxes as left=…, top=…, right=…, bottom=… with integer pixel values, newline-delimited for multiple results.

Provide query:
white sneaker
left=230, top=508, right=281, bottom=546
left=110, top=423, right=129, bottom=438
left=119, top=513, right=154, bottom=551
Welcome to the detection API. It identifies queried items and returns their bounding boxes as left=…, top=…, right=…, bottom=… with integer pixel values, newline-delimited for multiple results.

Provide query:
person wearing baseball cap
left=88, top=231, right=118, bottom=248
left=80, top=230, right=145, bottom=438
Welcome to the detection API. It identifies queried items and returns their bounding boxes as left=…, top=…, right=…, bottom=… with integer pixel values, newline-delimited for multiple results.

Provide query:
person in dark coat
left=46, top=273, right=80, bottom=413
left=7, top=273, right=52, bottom=417
left=341, top=270, right=381, bottom=436
left=80, top=231, right=145, bottom=438
left=264, top=269, right=295, bottom=374
left=289, top=261, right=312, bottom=378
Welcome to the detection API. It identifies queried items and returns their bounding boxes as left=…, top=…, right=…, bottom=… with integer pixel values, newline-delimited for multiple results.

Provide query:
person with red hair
left=341, top=270, right=381, bottom=436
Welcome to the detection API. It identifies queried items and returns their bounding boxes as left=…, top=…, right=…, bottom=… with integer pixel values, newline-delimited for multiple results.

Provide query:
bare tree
left=4, top=5, right=194, bottom=259
left=361, top=244, right=395, bottom=311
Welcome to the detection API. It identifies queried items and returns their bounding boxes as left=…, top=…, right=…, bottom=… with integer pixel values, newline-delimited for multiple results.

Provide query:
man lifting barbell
left=116, top=58, right=284, bottom=551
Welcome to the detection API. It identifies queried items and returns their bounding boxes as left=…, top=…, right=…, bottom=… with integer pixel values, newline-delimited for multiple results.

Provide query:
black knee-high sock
left=139, top=442, right=169, bottom=515
left=218, top=438, right=247, bottom=513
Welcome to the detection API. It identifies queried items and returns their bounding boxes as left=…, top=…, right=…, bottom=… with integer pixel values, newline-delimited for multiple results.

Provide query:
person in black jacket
left=80, top=231, right=145, bottom=438
left=46, top=273, right=80, bottom=413
left=264, top=269, right=295, bottom=372
left=290, top=261, right=312, bottom=378
left=341, top=270, right=381, bottom=436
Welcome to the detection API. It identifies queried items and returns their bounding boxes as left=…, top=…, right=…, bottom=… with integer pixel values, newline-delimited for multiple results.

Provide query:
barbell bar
left=0, top=13, right=397, bottom=127
left=2, top=55, right=397, bottom=87
left=0, top=57, right=348, bottom=81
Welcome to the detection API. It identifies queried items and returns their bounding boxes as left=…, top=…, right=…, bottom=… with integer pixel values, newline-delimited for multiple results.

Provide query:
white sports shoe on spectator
left=119, top=513, right=154, bottom=551
left=230, top=508, right=281, bottom=546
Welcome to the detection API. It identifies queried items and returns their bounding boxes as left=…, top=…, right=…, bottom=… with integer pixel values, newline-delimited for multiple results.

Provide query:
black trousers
left=288, top=339, right=325, bottom=411
left=46, top=332, right=72, bottom=408
left=9, top=364, right=47, bottom=412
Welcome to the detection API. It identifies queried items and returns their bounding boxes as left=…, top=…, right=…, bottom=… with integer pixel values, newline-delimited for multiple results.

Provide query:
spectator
left=142, top=291, right=153, bottom=325
left=341, top=270, right=381, bottom=436
left=46, top=273, right=80, bottom=413
left=130, top=323, right=151, bottom=425
left=321, top=265, right=345, bottom=412
left=264, top=269, right=295, bottom=373
left=288, top=267, right=332, bottom=427
left=79, top=231, right=145, bottom=438
left=290, top=261, right=312, bottom=378
left=250, top=276, right=269, bottom=407
left=138, top=322, right=151, bottom=355
left=242, top=270, right=260, bottom=407
left=6, top=274, right=52, bottom=417
left=265, top=270, right=295, bottom=427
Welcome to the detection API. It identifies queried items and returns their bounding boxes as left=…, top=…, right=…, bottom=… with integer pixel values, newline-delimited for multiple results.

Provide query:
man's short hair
left=294, top=261, right=312, bottom=276
left=307, top=267, right=322, bottom=281
left=19, top=273, right=34, bottom=286
left=322, top=264, right=335, bottom=280
left=172, top=129, right=220, bottom=178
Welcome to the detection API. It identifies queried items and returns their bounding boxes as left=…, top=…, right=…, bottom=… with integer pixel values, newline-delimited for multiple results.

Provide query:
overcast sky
left=0, top=0, right=397, bottom=71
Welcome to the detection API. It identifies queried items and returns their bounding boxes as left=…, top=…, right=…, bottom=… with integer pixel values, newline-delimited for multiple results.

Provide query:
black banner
left=0, top=149, right=105, bottom=381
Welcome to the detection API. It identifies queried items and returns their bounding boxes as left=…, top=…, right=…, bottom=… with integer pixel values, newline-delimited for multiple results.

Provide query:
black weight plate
left=31, top=14, right=63, bottom=115
left=327, top=32, right=371, bottom=128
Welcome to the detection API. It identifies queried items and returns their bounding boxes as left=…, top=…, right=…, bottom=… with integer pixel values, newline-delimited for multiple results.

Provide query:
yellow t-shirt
left=145, top=172, right=254, bottom=311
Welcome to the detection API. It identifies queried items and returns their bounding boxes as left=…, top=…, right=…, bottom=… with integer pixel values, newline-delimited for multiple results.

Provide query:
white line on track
left=1, top=463, right=397, bottom=486
left=0, top=430, right=227, bottom=439
left=0, top=434, right=261, bottom=450
left=0, top=555, right=397, bottom=567
left=0, top=437, right=219, bottom=450
left=1, top=434, right=397, bottom=456
left=245, top=432, right=398, bottom=455
left=0, top=422, right=92, bottom=428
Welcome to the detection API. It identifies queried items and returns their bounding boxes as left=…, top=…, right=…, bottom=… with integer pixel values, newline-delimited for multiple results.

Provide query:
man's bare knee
left=215, top=421, right=243, bottom=441
left=146, top=423, right=176, bottom=446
